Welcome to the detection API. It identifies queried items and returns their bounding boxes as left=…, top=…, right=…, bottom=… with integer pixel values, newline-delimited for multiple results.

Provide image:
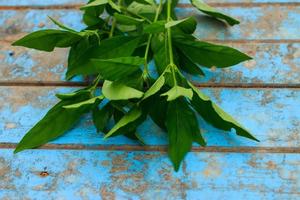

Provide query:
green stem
left=166, top=0, right=177, bottom=86
left=143, top=0, right=163, bottom=78
left=166, top=0, right=174, bottom=65
left=109, top=0, right=123, bottom=37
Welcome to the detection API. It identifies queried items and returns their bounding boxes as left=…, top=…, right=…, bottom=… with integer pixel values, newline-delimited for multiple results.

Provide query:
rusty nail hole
left=39, top=171, right=49, bottom=177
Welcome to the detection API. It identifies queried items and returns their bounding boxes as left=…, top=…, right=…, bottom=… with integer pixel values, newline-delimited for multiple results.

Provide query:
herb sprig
left=12, top=0, right=259, bottom=171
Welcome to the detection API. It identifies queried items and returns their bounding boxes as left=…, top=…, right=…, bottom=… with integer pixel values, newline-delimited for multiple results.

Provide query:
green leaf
left=142, top=71, right=167, bottom=100
left=161, top=86, right=193, bottom=101
left=143, top=20, right=166, bottom=34
left=12, top=30, right=82, bottom=52
left=151, top=33, right=168, bottom=74
left=63, top=96, right=103, bottom=109
left=188, top=82, right=259, bottom=142
left=108, top=0, right=121, bottom=12
left=166, top=98, right=204, bottom=171
left=104, top=107, right=142, bottom=138
left=91, top=57, right=144, bottom=81
left=190, top=0, right=239, bottom=26
left=80, top=0, right=108, bottom=9
left=114, top=13, right=145, bottom=25
left=176, top=48, right=205, bottom=76
left=127, top=1, right=156, bottom=16
left=145, top=95, right=168, bottom=130
left=14, top=94, right=92, bottom=153
left=174, top=36, right=252, bottom=68
left=175, top=17, right=197, bottom=34
left=56, top=89, right=91, bottom=100
left=124, top=131, right=146, bottom=145
left=103, top=81, right=144, bottom=100
left=67, top=36, right=141, bottom=79
left=92, top=103, right=114, bottom=132
left=82, top=0, right=105, bottom=27
left=165, top=17, right=195, bottom=29
left=48, top=16, right=77, bottom=32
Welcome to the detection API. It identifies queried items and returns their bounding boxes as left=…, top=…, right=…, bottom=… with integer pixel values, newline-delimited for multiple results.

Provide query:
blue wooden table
left=0, top=0, right=299, bottom=199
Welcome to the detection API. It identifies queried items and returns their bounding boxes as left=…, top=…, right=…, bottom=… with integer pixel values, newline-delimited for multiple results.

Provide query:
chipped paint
left=0, top=87, right=299, bottom=147
left=1, top=42, right=299, bottom=84
left=1, top=150, right=298, bottom=199
left=0, top=0, right=299, bottom=198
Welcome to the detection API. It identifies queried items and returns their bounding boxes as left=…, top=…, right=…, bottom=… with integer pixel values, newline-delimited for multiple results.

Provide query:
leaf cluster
left=12, top=0, right=258, bottom=171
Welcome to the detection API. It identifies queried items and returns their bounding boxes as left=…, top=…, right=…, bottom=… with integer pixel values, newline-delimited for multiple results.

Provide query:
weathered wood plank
left=0, top=0, right=298, bottom=6
left=1, top=42, right=299, bottom=84
left=1, top=6, right=299, bottom=41
left=0, top=86, right=299, bottom=147
left=0, top=149, right=299, bottom=199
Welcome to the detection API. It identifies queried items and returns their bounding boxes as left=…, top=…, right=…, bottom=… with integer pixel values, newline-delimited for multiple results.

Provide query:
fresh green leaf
left=14, top=94, right=92, bottom=153
left=115, top=13, right=145, bottom=25
left=151, top=33, right=168, bottom=74
left=143, top=71, right=167, bottom=100
left=104, top=107, right=142, bottom=138
left=92, top=103, right=114, bottom=132
left=82, top=0, right=105, bottom=27
left=161, top=86, right=193, bottom=101
left=56, top=89, right=91, bottom=100
left=67, top=36, right=141, bottom=79
left=190, top=0, right=239, bottom=26
left=12, top=30, right=82, bottom=52
left=165, top=17, right=195, bottom=29
left=143, top=20, right=166, bottom=34
left=91, top=57, right=144, bottom=81
left=176, top=48, right=205, bottom=76
left=48, top=17, right=77, bottom=32
left=63, top=96, right=103, bottom=109
left=127, top=1, right=156, bottom=16
left=188, top=82, right=259, bottom=142
left=142, top=94, right=168, bottom=130
left=175, top=17, right=197, bottom=34
left=174, top=36, right=252, bottom=68
left=124, top=131, right=146, bottom=145
left=108, top=0, right=121, bottom=12
left=166, top=98, right=204, bottom=171
left=80, top=0, right=108, bottom=9
left=103, top=81, right=144, bottom=100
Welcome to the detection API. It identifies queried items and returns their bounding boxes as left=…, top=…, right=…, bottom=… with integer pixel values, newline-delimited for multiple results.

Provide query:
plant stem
left=109, top=0, right=123, bottom=37
left=143, top=0, right=163, bottom=78
left=166, top=0, right=174, bottom=65
left=166, top=0, right=177, bottom=85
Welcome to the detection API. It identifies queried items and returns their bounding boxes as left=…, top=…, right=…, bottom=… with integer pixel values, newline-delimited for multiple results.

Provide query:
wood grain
left=0, top=149, right=299, bottom=199
left=1, top=42, right=299, bottom=84
left=0, top=86, right=299, bottom=148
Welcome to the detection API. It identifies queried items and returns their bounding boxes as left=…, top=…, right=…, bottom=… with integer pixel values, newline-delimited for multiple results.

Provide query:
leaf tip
left=13, top=147, right=22, bottom=154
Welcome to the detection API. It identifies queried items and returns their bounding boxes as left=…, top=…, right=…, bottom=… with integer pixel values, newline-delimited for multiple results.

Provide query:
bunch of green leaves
left=12, top=0, right=258, bottom=171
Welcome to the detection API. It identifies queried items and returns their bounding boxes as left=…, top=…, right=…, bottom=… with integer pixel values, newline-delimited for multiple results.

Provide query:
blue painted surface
left=1, top=0, right=299, bottom=6
left=1, top=43, right=300, bottom=83
left=1, top=6, right=300, bottom=40
left=0, top=0, right=299, bottom=199
left=0, top=149, right=299, bottom=199
left=0, top=87, right=299, bottom=147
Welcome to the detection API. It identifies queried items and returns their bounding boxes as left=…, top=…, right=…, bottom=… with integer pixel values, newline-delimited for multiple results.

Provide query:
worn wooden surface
left=0, top=0, right=299, bottom=199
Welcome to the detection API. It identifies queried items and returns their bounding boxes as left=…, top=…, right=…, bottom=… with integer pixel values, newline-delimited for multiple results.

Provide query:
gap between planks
left=0, top=2, right=300, bottom=10
left=1, top=143, right=300, bottom=153
left=0, top=81, right=300, bottom=89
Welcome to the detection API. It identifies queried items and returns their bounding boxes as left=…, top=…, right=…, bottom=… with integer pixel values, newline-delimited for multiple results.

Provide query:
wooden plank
left=0, top=149, right=299, bottom=199
left=0, top=86, right=299, bottom=147
left=1, top=6, right=299, bottom=41
left=1, top=42, right=299, bottom=84
left=0, top=0, right=299, bottom=6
